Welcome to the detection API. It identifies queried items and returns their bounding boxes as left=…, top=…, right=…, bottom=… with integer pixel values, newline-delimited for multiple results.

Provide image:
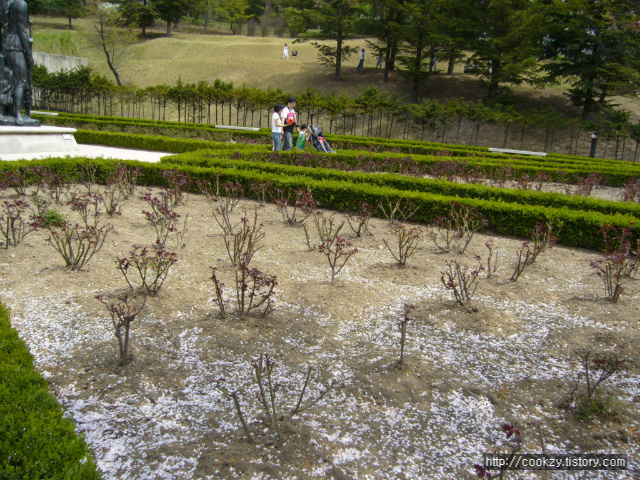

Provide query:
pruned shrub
left=140, top=188, right=187, bottom=248
left=275, top=187, right=319, bottom=226
left=217, top=353, right=339, bottom=444
left=47, top=222, right=112, bottom=270
left=346, top=201, right=373, bottom=237
left=318, top=235, right=358, bottom=282
left=384, top=222, right=422, bottom=266
left=0, top=200, right=40, bottom=249
left=96, top=294, right=147, bottom=366
left=441, top=259, right=484, bottom=305
left=427, top=201, right=486, bottom=254
left=569, top=350, right=626, bottom=420
left=117, top=244, right=178, bottom=295
left=223, top=207, right=265, bottom=266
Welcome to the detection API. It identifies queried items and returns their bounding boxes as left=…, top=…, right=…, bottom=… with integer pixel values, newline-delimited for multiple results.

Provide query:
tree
left=298, top=0, right=364, bottom=80
left=118, top=0, right=156, bottom=36
left=214, top=0, right=251, bottom=34
left=83, top=2, right=138, bottom=86
left=431, top=0, right=477, bottom=75
left=465, top=0, right=544, bottom=100
left=60, top=0, right=84, bottom=29
left=540, top=0, right=640, bottom=120
left=150, top=0, right=190, bottom=37
left=364, top=0, right=405, bottom=82
left=598, top=108, right=632, bottom=160
left=395, top=0, right=439, bottom=102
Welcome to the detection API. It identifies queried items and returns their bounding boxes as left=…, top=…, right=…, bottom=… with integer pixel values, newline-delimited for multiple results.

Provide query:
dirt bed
left=1, top=183, right=639, bottom=479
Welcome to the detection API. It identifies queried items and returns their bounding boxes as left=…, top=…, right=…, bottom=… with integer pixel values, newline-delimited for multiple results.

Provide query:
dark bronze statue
left=0, top=0, right=39, bottom=126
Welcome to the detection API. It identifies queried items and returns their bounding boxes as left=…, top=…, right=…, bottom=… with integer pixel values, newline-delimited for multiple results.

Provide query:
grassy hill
left=32, top=14, right=639, bottom=122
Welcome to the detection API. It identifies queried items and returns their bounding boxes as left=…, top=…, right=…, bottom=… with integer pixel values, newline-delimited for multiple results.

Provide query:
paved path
left=0, top=144, right=175, bottom=163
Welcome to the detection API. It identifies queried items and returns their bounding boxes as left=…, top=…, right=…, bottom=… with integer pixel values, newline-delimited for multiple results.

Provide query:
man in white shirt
left=280, top=96, right=297, bottom=151
left=282, top=44, right=289, bottom=60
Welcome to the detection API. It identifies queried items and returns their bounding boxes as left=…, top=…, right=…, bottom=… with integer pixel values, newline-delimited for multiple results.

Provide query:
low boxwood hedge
left=0, top=301, right=102, bottom=479
left=67, top=129, right=640, bottom=187
left=1, top=157, right=634, bottom=251
left=72, top=130, right=271, bottom=154
left=162, top=151, right=640, bottom=220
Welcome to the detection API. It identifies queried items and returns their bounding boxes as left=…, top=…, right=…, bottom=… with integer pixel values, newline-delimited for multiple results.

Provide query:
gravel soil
left=1, top=182, right=639, bottom=479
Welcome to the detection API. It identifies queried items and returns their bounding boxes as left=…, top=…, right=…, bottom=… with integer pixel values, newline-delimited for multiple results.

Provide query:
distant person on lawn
left=357, top=49, right=365, bottom=71
left=282, top=44, right=289, bottom=60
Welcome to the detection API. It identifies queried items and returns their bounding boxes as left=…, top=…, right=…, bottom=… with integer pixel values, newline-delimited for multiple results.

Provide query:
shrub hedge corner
left=0, top=301, right=102, bottom=480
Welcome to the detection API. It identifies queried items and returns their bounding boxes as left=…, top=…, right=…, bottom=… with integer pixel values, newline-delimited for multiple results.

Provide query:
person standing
left=282, top=43, right=289, bottom=60
left=280, top=96, right=297, bottom=151
left=271, top=103, right=285, bottom=151
left=376, top=53, right=383, bottom=68
left=357, top=49, right=365, bottom=71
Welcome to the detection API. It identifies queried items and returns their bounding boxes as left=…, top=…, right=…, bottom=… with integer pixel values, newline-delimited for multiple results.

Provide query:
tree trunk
left=205, top=4, right=211, bottom=32
left=334, top=16, right=344, bottom=80
left=447, top=56, right=455, bottom=75
left=410, top=35, right=424, bottom=103
left=103, top=46, right=123, bottom=86
left=487, top=60, right=501, bottom=99
left=166, top=21, right=172, bottom=37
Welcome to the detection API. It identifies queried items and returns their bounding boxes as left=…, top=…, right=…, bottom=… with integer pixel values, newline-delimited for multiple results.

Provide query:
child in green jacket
left=296, top=124, right=310, bottom=150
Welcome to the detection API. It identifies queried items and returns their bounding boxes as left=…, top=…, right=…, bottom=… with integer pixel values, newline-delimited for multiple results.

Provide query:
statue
left=0, top=0, right=39, bottom=126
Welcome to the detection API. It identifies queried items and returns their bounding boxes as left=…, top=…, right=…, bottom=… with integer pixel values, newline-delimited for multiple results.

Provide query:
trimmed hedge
left=73, top=129, right=270, bottom=154
left=0, top=301, right=102, bottom=479
left=36, top=112, right=640, bottom=171
left=67, top=129, right=640, bottom=187
left=1, top=157, right=635, bottom=251
left=161, top=151, right=640, bottom=220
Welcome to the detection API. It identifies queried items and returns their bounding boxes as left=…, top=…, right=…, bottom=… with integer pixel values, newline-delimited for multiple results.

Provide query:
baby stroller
left=308, top=124, right=336, bottom=153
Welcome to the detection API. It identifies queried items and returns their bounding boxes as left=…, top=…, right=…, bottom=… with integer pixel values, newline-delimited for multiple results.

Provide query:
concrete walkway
left=0, top=144, right=175, bottom=163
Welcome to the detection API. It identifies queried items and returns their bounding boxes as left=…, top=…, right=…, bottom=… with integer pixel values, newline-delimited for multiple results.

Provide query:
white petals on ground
left=1, top=191, right=638, bottom=479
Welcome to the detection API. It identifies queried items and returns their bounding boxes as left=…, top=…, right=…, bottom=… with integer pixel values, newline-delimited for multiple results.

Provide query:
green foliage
left=151, top=0, right=190, bottom=34
left=311, top=42, right=359, bottom=69
left=0, top=301, right=102, bottom=479
left=1, top=154, right=636, bottom=251
left=33, top=30, right=82, bottom=56
left=163, top=150, right=640, bottom=218
left=540, top=0, right=640, bottom=120
left=43, top=209, right=67, bottom=227
left=574, top=395, right=617, bottom=421
left=214, top=0, right=250, bottom=34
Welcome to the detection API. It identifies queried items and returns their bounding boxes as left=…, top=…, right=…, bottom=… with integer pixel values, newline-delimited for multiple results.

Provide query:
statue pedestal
left=0, top=126, right=79, bottom=155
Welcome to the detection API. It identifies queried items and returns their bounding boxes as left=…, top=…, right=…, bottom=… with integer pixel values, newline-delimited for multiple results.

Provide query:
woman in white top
left=271, top=103, right=286, bottom=151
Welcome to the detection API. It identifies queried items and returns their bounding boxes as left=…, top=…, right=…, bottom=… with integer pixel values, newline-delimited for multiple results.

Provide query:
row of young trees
left=31, top=66, right=640, bottom=160
left=31, top=1, right=640, bottom=119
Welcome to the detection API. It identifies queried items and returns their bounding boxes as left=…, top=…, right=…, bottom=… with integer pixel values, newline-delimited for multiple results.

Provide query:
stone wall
left=33, top=52, right=87, bottom=73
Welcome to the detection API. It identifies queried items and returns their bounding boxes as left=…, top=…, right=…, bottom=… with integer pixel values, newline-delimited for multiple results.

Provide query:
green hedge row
left=41, top=112, right=576, bottom=161
left=1, top=157, right=635, bottom=251
left=162, top=151, right=640, bottom=220
left=72, top=130, right=270, bottom=155
left=40, top=112, right=640, bottom=170
left=34, top=112, right=491, bottom=155
left=201, top=146, right=640, bottom=187
left=36, top=113, right=640, bottom=175
left=0, top=301, right=102, bottom=479
left=34, top=113, right=270, bottom=144
left=70, top=129, right=640, bottom=187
